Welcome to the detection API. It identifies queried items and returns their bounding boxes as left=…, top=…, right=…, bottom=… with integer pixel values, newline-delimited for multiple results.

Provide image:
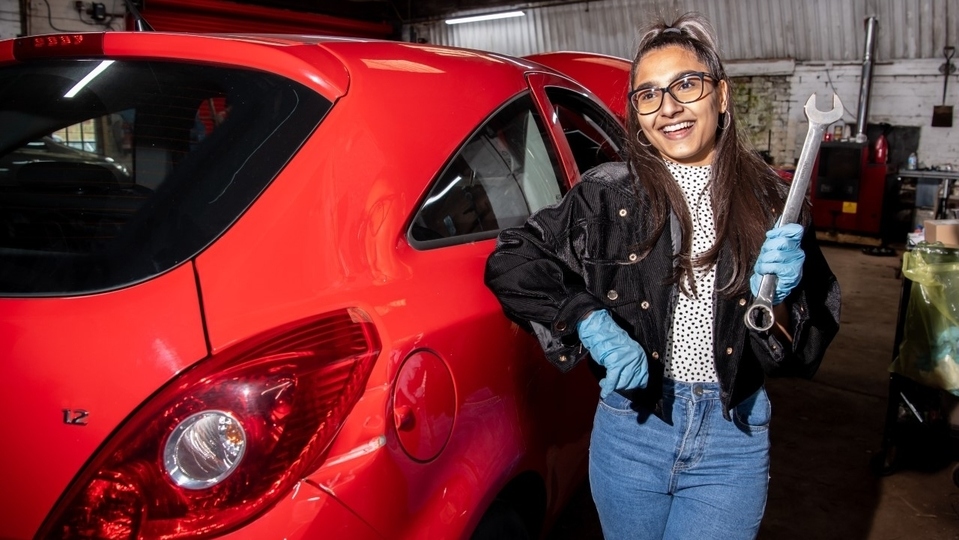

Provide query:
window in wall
left=53, top=119, right=99, bottom=153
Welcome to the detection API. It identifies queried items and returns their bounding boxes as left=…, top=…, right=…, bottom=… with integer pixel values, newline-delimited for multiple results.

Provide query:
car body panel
left=307, top=249, right=594, bottom=539
left=101, top=32, right=350, bottom=100
left=391, top=349, right=456, bottom=462
left=193, top=39, right=536, bottom=353
left=0, top=263, right=207, bottom=539
left=216, top=480, right=383, bottom=540
left=0, top=32, right=618, bottom=539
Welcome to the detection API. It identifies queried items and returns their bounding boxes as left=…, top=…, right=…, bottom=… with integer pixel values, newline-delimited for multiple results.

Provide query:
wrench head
left=803, top=93, right=844, bottom=124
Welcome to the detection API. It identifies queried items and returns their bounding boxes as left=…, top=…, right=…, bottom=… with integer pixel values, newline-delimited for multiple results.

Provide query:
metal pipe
left=854, top=16, right=879, bottom=143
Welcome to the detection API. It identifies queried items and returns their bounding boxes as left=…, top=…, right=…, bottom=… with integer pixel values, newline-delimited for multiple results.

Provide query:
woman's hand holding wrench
left=744, top=93, right=844, bottom=332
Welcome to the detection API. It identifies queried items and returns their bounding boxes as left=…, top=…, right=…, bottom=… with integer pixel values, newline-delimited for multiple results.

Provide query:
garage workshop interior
left=1, top=1, right=958, bottom=539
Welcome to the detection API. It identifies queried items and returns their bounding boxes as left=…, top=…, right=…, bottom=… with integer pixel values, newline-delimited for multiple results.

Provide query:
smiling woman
left=484, top=11, right=841, bottom=540
left=630, top=49, right=727, bottom=166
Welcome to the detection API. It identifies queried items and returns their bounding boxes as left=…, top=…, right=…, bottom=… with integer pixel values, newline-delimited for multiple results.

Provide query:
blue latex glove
left=750, top=223, right=806, bottom=305
left=577, top=310, right=648, bottom=398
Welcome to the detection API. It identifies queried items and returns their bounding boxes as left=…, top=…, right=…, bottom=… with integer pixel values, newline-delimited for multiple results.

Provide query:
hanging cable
left=41, top=0, right=72, bottom=32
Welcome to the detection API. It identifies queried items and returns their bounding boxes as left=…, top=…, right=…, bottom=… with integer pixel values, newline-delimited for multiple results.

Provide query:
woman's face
left=632, top=45, right=728, bottom=166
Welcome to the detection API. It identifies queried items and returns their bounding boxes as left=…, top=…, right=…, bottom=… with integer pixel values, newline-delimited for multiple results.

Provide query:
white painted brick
left=730, top=59, right=958, bottom=169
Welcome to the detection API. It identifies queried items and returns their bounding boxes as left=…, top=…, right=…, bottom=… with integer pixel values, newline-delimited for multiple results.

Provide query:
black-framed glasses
left=628, top=72, right=716, bottom=115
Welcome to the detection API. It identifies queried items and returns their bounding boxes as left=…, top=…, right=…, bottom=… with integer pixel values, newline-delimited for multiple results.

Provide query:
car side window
left=409, top=95, right=564, bottom=246
left=545, top=87, right=625, bottom=176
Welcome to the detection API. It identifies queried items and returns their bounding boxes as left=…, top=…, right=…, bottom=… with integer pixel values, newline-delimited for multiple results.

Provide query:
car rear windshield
left=0, top=59, right=330, bottom=296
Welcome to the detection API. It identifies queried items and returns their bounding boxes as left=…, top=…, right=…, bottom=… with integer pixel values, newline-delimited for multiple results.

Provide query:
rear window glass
left=408, top=95, right=564, bottom=247
left=0, top=59, right=329, bottom=296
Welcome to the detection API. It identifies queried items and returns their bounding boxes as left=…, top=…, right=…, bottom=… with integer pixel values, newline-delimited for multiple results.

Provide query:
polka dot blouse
left=663, top=161, right=718, bottom=383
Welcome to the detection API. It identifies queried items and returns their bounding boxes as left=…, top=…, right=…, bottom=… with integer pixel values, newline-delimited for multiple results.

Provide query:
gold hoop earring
left=636, top=130, right=653, bottom=148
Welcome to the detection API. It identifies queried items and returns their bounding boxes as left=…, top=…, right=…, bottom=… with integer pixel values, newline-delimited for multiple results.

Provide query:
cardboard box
left=924, top=219, right=959, bottom=247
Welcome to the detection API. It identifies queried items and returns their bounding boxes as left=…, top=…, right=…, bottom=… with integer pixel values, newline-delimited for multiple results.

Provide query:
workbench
left=897, top=169, right=959, bottom=220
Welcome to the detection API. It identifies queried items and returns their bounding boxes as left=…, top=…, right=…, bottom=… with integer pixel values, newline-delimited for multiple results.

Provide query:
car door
left=385, top=79, right=624, bottom=534
left=525, top=71, right=626, bottom=187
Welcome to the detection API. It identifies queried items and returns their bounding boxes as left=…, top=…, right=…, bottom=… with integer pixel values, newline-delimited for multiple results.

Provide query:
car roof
left=2, top=33, right=624, bottom=142
left=3, top=32, right=545, bottom=103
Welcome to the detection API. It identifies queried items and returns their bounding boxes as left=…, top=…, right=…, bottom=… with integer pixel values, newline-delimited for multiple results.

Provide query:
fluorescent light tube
left=445, top=11, right=525, bottom=25
left=64, top=60, right=115, bottom=98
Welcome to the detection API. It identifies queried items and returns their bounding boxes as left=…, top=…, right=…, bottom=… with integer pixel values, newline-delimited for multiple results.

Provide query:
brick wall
left=731, top=75, right=792, bottom=163
left=732, top=59, right=958, bottom=171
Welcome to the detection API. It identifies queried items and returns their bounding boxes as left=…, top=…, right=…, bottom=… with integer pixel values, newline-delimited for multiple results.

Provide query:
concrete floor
left=547, top=244, right=959, bottom=539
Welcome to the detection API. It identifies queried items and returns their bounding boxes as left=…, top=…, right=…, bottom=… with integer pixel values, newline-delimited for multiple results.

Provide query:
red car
left=0, top=31, right=627, bottom=539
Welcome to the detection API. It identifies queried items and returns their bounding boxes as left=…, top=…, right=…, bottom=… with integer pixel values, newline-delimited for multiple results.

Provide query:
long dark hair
left=625, top=12, right=784, bottom=297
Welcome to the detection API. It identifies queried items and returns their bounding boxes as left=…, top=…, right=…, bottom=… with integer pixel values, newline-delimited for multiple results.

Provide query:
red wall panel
left=137, top=0, right=393, bottom=39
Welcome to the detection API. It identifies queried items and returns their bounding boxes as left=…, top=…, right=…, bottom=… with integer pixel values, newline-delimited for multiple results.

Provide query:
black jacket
left=484, top=162, right=841, bottom=418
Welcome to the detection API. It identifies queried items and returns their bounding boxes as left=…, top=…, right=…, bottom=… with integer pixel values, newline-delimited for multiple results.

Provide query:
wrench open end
left=802, top=93, right=844, bottom=125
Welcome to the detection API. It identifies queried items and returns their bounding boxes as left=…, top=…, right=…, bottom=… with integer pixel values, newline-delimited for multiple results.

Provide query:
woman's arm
left=484, top=182, right=607, bottom=370
left=485, top=163, right=635, bottom=369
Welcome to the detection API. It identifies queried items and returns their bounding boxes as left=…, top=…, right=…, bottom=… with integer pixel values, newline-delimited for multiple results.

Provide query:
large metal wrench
left=744, top=93, right=844, bottom=332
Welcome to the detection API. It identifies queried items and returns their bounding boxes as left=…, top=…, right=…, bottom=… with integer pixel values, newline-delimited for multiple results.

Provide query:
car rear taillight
left=40, top=308, right=381, bottom=539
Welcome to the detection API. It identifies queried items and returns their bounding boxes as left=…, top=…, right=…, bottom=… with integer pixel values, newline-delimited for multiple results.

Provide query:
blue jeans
left=588, top=380, right=771, bottom=540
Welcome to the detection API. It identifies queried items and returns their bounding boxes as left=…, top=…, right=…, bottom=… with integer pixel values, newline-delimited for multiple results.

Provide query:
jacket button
left=726, top=347, right=733, bottom=355
left=559, top=355, right=569, bottom=363
left=628, top=253, right=638, bottom=262
left=607, top=290, right=619, bottom=301
left=739, top=298, right=747, bottom=306
left=618, top=208, right=627, bottom=217
left=555, top=321, right=567, bottom=331
left=651, top=351, right=660, bottom=359
left=641, top=301, right=650, bottom=309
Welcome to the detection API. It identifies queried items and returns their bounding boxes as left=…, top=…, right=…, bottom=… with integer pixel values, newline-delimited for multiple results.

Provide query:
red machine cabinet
left=810, top=141, right=894, bottom=237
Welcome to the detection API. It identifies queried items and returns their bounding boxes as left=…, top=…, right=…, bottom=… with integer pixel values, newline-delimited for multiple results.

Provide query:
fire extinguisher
left=872, top=133, right=888, bottom=164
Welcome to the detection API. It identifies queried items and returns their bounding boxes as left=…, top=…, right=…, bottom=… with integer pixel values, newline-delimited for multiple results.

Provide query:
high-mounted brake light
left=13, top=33, right=104, bottom=61
left=39, top=308, right=381, bottom=539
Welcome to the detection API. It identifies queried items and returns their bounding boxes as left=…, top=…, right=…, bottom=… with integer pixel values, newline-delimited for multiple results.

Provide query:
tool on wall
left=932, top=46, right=955, bottom=127
left=745, top=93, right=844, bottom=333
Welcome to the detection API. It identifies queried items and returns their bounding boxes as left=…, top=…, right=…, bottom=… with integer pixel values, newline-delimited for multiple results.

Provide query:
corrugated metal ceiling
left=185, top=0, right=958, bottom=61
left=414, top=0, right=959, bottom=61
left=232, top=0, right=587, bottom=24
